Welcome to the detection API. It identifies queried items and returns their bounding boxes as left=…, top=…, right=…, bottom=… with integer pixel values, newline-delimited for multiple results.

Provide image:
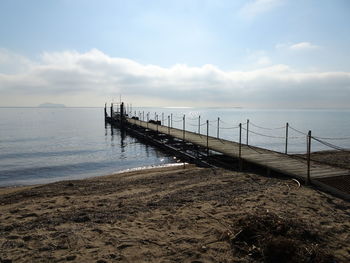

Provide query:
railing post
left=142, top=111, right=144, bottom=121
left=246, top=119, right=249, bottom=145
left=217, top=117, right=220, bottom=138
left=147, top=112, right=149, bottom=129
left=239, top=123, right=242, bottom=171
left=198, top=115, right=201, bottom=134
left=206, top=120, right=209, bottom=156
left=154, top=112, right=156, bottom=120
left=183, top=115, right=185, bottom=142
left=171, top=113, right=173, bottom=128
left=285, top=122, right=289, bottom=154
left=156, top=114, right=159, bottom=133
left=162, top=112, right=164, bottom=125
left=110, top=103, right=113, bottom=119
left=306, top=130, right=312, bottom=185
left=168, top=115, right=170, bottom=135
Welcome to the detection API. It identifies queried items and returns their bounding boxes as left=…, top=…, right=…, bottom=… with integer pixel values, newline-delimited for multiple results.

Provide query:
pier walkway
left=127, top=118, right=349, bottom=184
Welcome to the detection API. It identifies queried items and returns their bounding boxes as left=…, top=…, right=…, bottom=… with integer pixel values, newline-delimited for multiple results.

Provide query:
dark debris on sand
left=223, top=212, right=335, bottom=263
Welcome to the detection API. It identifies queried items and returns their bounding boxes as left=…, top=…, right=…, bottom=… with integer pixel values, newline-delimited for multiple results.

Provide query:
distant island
left=38, top=103, right=66, bottom=108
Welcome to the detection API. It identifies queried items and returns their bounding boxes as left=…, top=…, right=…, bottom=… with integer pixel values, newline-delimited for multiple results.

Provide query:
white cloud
left=289, top=42, right=320, bottom=51
left=0, top=48, right=35, bottom=74
left=239, top=0, right=284, bottom=19
left=0, top=49, right=349, bottom=108
left=276, top=42, right=321, bottom=51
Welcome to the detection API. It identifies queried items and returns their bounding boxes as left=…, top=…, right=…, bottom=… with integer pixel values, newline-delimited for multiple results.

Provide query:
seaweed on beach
left=223, top=212, right=334, bottom=263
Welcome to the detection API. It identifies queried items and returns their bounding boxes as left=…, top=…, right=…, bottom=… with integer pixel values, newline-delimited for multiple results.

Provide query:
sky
left=0, top=0, right=349, bottom=108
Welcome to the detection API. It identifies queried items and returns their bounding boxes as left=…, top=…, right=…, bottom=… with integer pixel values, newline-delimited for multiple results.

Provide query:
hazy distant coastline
left=38, top=103, right=66, bottom=108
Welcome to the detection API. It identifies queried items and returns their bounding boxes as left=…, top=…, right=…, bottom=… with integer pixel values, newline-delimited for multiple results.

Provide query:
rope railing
left=242, top=127, right=286, bottom=139
left=131, top=108, right=349, bottom=156
left=312, top=135, right=350, bottom=140
left=249, top=121, right=285, bottom=130
left=172, top=114, right=184, bottom=119
left=187, top=122, right=200, bottom=127
left=288, top=125, right=308, bottom=135
left=311, top=136, right=349, bottom=152
left=219, top=125, right=240, bottom=130
left=219, top=119, right=233, bottom=125
left=240, top=126, right=303, bottom=140
left=187, top=116, right=200, bottom=121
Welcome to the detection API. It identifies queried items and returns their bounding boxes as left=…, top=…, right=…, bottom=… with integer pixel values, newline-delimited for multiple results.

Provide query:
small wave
left=112, top=162, right=187, bottom=174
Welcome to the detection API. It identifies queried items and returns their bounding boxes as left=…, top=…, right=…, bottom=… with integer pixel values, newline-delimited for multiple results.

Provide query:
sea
left=0, top=107, right=349, bottom=187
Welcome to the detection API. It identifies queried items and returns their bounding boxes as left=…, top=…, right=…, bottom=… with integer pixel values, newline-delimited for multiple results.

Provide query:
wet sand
left=0, top=164, right=349, bottom=262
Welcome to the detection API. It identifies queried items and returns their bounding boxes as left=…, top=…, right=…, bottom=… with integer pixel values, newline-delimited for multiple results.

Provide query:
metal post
left=143, top=111, right=144, bottom=121
left=217, top=117, right=220, bottom=138
left=168, top=115, right=170, bottom=135
left=285, top=122, right=289, bottom=154
left=246, top=119, right=249, bottom=145
left=156, top=115, right=159, bottom=133
left=206, top=120, right=209, bottom=156
left=162, top=112, right=164, bottom=125
left=104, top=103, right=107, bottom=119
left=147, top=112, right=149, bottom=128
left=182, top=115, right=185, bottom=142
left=307, top=130, right=312, bottom=184
left=120, top=102, right=124, bottom=123
left=198, top=115, right=201, bottom=134
left=130, top=103, right=132, bottom=116
left=110, top=103, right=113, bottom=119
left=171, top=113, right=173, bottom=128
left=239, top=123, right=242, bottom=171
left=154, top=112, right=156, bottom=120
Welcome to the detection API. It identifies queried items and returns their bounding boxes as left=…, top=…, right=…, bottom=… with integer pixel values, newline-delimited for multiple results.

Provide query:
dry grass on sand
left=0, top=165, right=349, bottom=262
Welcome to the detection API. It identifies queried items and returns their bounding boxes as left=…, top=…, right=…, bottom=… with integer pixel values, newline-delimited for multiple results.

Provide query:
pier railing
left=106, top=102, right=349, bottom=179
left=128, top=110, right=348, bottom=148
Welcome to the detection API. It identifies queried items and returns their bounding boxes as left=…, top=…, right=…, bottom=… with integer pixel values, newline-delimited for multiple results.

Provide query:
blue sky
left=0, top=0, right=349, bottom=107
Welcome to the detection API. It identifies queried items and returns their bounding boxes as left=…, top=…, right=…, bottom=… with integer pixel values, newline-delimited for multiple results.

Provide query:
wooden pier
left=105, top=103, right=350, bottom=200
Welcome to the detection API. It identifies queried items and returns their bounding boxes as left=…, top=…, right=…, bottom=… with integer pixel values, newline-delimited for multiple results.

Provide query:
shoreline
left=1, top=165, right=349, bottom=262
left=0, top=162, right=185, bottom=190
left=2, top=149, right=349, bottom=189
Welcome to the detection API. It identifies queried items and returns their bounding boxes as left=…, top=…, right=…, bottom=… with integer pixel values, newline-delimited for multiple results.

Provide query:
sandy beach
left=0, top=164, right=349, bottom=262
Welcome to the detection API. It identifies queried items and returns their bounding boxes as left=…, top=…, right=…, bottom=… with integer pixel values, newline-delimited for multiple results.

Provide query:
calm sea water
left=0, top=108, right=175, bottom=187
left=1, top=107, right=349, bottom=187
